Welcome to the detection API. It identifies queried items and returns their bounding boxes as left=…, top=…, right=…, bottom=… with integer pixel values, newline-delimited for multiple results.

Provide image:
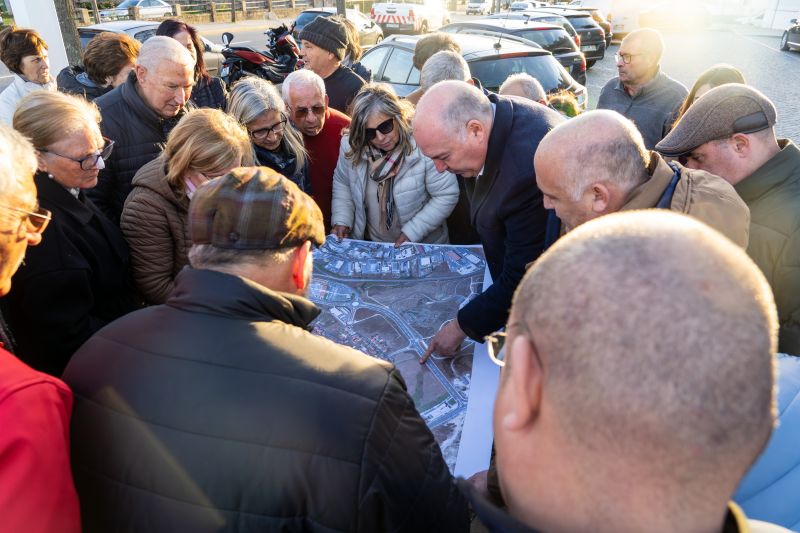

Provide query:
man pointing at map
left=414, top=81, right=563, bottom=361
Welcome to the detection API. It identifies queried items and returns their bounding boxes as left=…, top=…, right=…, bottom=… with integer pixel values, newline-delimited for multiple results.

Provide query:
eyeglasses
left=250, top=115, right=287, bottom=141
left=38, top=137, right=115, bottom=171
left=484, top=321, right=540, bottom=369
left=0, top=203, right=52, bottom=237
left=614, top=52, right=642, bottom=64
left=365, top=118, right=394, bottom=141
left=291, top=104, right=326, bottom=120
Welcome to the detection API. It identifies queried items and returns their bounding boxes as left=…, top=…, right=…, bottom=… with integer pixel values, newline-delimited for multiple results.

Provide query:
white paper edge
left=454, top=266, right=499, bottom=478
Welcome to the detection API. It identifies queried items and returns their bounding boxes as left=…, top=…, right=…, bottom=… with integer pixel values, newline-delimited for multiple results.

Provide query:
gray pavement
left=585, top=27, right=800, bottom=142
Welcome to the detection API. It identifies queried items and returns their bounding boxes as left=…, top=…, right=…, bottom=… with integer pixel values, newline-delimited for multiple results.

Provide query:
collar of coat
left=130, top=157, right=189, bottom=212
left=735, top=139, right=800, bottom=204
left=119, top=70, right=191, bottom=132
left=166, top=267, right=321, bottom=329
left=622, top=151, right=678, bottom=210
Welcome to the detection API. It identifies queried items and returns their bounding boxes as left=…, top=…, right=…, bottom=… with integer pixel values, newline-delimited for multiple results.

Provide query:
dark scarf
left=366, top=144, right=404, bottom=231
left=253, top=142, right=306, bottom=192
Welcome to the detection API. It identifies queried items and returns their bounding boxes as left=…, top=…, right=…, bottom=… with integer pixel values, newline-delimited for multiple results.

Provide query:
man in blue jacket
left=413, top=81, right=563, bottom=361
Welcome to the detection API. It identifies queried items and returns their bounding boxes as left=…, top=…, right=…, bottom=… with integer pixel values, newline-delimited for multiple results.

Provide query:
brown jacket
left=622, top=152, right=750, bottom=248
left=120, top=158, right=191, bottom=305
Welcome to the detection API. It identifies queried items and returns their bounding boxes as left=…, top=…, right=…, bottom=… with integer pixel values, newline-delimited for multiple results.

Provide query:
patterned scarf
left=367, top=145, right=404, bottom=231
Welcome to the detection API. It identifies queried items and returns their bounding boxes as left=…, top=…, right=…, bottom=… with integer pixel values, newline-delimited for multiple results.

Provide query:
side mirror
left=370, top=20, right=376, bottom=27
left=792, top=18, right=798, bottom=24
left=221, top=32, right=234, bottom=46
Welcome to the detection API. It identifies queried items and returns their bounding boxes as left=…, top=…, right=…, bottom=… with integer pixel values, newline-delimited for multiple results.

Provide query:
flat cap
left=189, top=166, right=325, bottom=250
left=656, top=83, right=777, bottom=157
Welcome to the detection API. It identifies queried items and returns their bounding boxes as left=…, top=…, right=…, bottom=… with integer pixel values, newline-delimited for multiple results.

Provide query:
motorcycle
left=219, top=24, right=301, bottom=87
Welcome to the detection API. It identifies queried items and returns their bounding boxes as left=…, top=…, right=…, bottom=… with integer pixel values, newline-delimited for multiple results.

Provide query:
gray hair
left=188, top=243, right=294, bottom=270
left=0, top=122, right=36, bottom=198
left=228, top=77, right=307, bottom=171
left=282, top=69, right=326, bottom=106
left=346, top=83, right=415, bottom=161
left=137, top=35, right=194, bottom=72
left=420, top=50, right=470, bottom=92
left=499, top=73, right=546, bottom=102
left=514, top=210, right=776, bottom=490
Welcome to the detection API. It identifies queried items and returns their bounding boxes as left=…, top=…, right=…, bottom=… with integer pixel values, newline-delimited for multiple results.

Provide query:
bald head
left=535, top=110, right=649, bottom=230
left=622, top=28, right=664, bottom=63
left=137, top=35, right=194, bottom=72
left=495, top=210, right=777, bottom=530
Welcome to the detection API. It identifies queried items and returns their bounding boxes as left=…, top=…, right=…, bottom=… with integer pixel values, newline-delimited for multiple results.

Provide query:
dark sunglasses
left=365, top=118, right=394, bottom=141
left=38, top=137, right=115, bottom=171
left=292, top=105, right=326, bottom=120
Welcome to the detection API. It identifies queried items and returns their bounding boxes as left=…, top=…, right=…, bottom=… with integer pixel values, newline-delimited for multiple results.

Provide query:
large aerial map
left=309, top=238, right=487, bottom=471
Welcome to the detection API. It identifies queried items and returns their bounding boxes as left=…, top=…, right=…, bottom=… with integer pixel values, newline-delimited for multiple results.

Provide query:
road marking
left=733, top=30, right=800, bottom=63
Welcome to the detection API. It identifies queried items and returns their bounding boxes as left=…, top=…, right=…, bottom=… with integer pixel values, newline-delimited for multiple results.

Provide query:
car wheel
left=780, top=31, right=790, bottom=51
left=586, top=59, right=596, bottom=68
left=375, top=35, right=383, bottom=44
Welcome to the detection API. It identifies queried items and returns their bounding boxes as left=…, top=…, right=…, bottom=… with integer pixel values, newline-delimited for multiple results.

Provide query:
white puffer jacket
left=0, top=74, right=57, bottom=124
left=331, top=135, right=459, bottom=243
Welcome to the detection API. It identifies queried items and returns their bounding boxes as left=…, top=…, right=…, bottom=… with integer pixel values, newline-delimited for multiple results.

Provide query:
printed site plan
left=309, top=238, right=488, bottom=471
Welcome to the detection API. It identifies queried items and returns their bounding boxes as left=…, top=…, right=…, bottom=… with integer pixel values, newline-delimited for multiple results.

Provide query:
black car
left=534, top=8, right=605, bottom=66
left=358, top=32, right=587, bottom=108
left=292, top=7, right=384, bottom=46
left=781, top=17, right=800, bottom=52
left=547, top=5, right=612, bottom=48
left=441, top=19, right=586, bottom=85
left=488, top=11, right=580, bottom=46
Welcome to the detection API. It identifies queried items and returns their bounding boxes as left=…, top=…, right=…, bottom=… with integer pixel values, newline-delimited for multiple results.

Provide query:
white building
left=761, top=0, right=800, bottom=29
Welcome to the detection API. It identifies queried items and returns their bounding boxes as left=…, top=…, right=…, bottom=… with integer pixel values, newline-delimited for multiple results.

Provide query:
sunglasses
left=365, top=118, right=394, bottom=141
left=292, top=105, right=326, bottom=120
left=38, top=137, right=115, bottom=171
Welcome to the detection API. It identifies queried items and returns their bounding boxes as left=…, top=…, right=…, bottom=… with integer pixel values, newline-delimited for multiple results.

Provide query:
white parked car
left=370, top=0, right=450, bottom=34
left=467, top=0, right=492, bottom=15
left=99, top=0, right=173, bottom=21
left=509, top=1, right=547, bottom=11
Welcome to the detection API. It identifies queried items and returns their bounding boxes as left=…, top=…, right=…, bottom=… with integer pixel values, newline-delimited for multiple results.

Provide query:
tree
left=52, top=0, right=82, bottom=65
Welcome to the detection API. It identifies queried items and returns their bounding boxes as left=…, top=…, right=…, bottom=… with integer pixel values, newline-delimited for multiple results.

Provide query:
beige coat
left=622, top=152, right=750, bottom=248
left=120, top=158, right=191, bottom=304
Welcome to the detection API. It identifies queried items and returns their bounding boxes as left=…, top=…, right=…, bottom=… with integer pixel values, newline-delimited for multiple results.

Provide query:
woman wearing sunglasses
left=2, top=91, right=138, bottom=376
left=121, top=109, right=253, bottom=305
left=331, top=83, right=459, bottom=246
left=228, top=77, right=308, bottom=192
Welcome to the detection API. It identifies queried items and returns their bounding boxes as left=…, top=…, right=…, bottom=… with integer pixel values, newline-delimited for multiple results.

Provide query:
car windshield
left=518, top=29, right=575, bottom=52
left=295, top=11, right=329, bottom=27
left=510, top=2, right=530, bottom=9
left=117, top=0, right=138, bottom=8
left=567, top=15, right=596, bottom=29
left=469, top=54, right=569, bottom=92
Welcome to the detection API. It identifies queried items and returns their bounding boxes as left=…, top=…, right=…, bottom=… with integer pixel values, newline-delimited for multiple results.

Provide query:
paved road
left=585, top=28, right=800, bottom=142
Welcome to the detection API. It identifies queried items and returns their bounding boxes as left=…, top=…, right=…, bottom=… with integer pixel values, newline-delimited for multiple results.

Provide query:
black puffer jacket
left=190, top=75, right=227, bottom=110
left=63, top=268, right=469, bottom=533
left=57, top=66, right=110, bottom=101
left=87, top=71, right=190, bottom=225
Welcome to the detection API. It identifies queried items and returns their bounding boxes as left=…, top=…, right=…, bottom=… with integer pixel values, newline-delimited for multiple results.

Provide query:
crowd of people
left=0, top=13, right=797, bottom=533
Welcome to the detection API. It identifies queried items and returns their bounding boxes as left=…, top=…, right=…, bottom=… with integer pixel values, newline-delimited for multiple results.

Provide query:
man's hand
left=394, top=232, right=410, bottom=248
left=331, top=225, right=351, bottom=241
left=420, top=319, right=467, bottom=363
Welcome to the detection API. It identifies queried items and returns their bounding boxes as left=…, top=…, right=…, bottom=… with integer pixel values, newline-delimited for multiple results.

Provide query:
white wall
left=6, top=0, right=69, bottom=74
left=762, top=0, right=800, bottom=29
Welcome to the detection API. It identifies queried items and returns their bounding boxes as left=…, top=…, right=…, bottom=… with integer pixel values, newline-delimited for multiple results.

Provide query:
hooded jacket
left=120, top=157, right=191, bottom=305
left=63, top=267, right=469, bottom=533
left=57, top=66, right=110, bottom=101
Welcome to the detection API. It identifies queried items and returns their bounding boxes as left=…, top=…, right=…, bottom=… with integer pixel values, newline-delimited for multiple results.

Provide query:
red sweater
left=0, top=348, right=81, bottom=533
left=304, top=108, right=350, bottom=231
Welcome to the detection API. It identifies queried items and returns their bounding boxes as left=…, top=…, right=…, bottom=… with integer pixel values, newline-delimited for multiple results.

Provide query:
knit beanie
left=299, top=16, right=348, bottom=61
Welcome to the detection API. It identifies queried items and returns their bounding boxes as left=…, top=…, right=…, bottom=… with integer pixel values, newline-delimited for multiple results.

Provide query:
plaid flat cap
left=189, top=166, right=325, bottom=250
left=656, top=83, right=777, bottom=157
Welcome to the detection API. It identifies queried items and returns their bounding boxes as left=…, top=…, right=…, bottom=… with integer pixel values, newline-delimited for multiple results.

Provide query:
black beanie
left=299, top=16, right=348, bottom=61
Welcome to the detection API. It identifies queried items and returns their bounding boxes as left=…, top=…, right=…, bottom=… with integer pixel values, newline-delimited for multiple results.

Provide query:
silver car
left=99, top=0, right=173, bottom=21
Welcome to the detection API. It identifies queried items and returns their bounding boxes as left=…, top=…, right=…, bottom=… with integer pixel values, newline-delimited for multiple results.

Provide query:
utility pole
left=232, top=0, right=237, bottom=22
left=336, top=0, right=344, bottom=16
left=90, top=0, right=100, bottom=24
left=52, top=0, right=82, bottom=65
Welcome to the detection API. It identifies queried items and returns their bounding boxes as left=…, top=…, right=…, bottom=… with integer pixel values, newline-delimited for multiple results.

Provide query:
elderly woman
left=228, top=77, right=308, bottom=192
left=3, top=91, right=138, bottom=375
left=58, top=32, right=141, bottom=101
left=331, top=83, right=458, bottom=246
left=0, top=26, right=56, bottom=124
left=121, top=108, right=253, bottom=304
left=157, top=19, right=227, bottom=110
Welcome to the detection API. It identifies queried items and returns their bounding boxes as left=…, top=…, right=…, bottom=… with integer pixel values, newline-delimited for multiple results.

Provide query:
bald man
left=461, top=210, right=789, bottom=533
left=535, top=110, right=749, bottom=248
left=89, top=36, right=195, bottom=224
left=597, top=28, right=687, bottom=150
left=413, top=81, right=563, bottom=361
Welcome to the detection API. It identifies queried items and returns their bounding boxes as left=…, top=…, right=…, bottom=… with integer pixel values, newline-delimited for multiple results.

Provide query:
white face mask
left=184, top=177, right=197, bottom=199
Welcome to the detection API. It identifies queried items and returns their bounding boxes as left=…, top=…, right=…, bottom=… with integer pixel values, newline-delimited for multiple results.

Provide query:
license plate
left=220, top=65, right=230, bottom=77
left=581, top=45, right=597, bottom=52
left=385, top=23, right=399, bottom=27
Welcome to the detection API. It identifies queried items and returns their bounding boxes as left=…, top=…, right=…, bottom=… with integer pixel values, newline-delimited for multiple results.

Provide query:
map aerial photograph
left=309, top=238, right=487, bottom=470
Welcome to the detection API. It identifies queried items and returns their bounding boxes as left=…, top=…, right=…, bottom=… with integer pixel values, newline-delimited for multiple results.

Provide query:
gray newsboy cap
left=656, top=84, right=777, bottom=157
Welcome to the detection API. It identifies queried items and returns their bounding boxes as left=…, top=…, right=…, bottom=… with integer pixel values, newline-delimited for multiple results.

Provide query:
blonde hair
left=13, top=90, right=101, bottom=148
left=162, top=108, right=254, bottom=190
left=346, top=83, right=414, bottom=161
left=228, top=77, right=307, bottom=171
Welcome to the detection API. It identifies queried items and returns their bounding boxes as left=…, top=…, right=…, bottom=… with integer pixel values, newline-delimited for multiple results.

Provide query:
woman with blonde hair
left=228, top=76, right=308, bottom=192
left=4, top=91, right=137, bottom=375
left=331, top=83, right=458, bottom=246
left=121, top=108, right=253, bottom=304
left=0, top=26, right=56, bottom=123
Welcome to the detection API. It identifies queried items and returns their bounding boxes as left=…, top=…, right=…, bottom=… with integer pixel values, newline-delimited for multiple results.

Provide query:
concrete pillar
left=129, top=6, right=140, bottom=19
left=210, top=2, right=218, bottom=22
left=242, top=0, right=248, bottom=19
left=78, top=8, right=92, bottom=25
left=6, top=0, right=69, bottom=74
left=174, top=4, right=183, bottom=17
